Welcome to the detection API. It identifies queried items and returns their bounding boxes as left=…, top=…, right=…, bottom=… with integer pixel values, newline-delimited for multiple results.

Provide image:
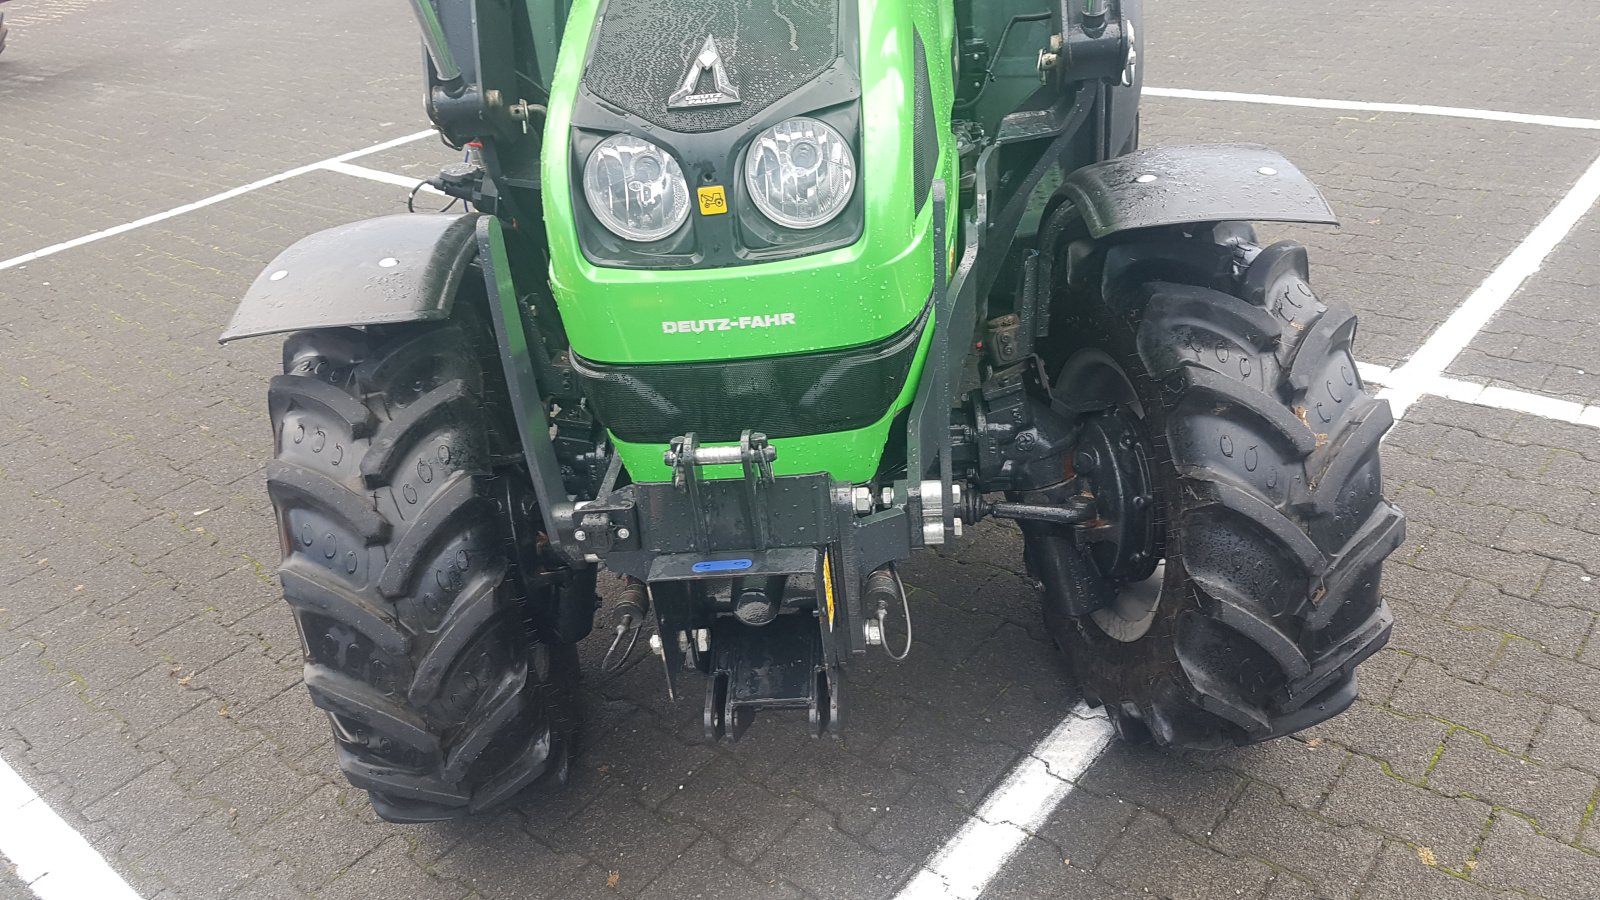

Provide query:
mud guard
left=1058, top=144, right=1338, bottom=239
left=218, top=213, right=479, bottom=343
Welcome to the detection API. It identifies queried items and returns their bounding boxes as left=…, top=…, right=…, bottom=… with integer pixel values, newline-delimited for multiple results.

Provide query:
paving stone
left=544, top=785, right=701, bottom=891
left=0, top=641, right=71, bottom=714
left=142, top=612, right=256, bottom=675
left=38, top=723, right=163, bottom=809
left=317, top=836, right=468, bottom=900
left=183, top=647, right=301, bottom=720
left=1383, top=599, right=1505, bottom=682
left=252, top=786, right=393, bottom=892
left=1302, top=700, right=1450, bottom=782
left=1410, top=531, right=1548, bottom=601
left=1099, top=810, right=1272, bottom=900
left=579, top=711, right=717, bottom=810
left=517, top=768, right=612, bottom=845
left=863, top=777, right=971, bottom=862
left=1076, top=743, right=1243, bottom=839
left=867, top=705, right=1020, bottom=810
left=1258, top=872, right=1323, bottom=900
left=1352, top=647, right=1414, bottom=706
left=1448, top=578, right=1595, bottom=658
left=1472, top=812, right=1600, bottom=898
left=137, top=810, right=275, bottom=899
left=231, top=863, right=312, bottom=900
left=195, top=741, right=323, bottom=836
left=236, top=681, right=333, bottom=769
left=96, top=587, right=192, bottom=648
left=1528, top=704, right=1600, bottom=776
left=1201, top=738, right=1348, bottom=810
left=89, top=656, right=209, bottom=738
left=660, top=754, right=816, bottom=864
left=415, top=814, right=588, bottom=900
left=636, top=837, right=804, bottom=900
left=977, top=837, right=1146, bottom=900
left=82, top=763, right=213, bottom=863
left=1359, top=841, right=1501, bottom=900
left=755, top=810, right=914, bottom=900
left=1390, top=659, right=1547, bottom=753
left=1534, top=561, right=1600, bottom=614
left=757, top=733, right=911, bottom=835
left=137, top=699, right=258, bottom=788
left=7, top=680, right=103, bottom=755
left=1494, top=511, right=1600, bottom=578
left=1321, top=754, right=1490, bottom=869
left=1395, top=487, right=1516, bottom=545
left=1035, top=786, right=1139, bottom=869
left=1213, top=783, right=1383, bottom=899
left=1427, top=732, right=1598, bottom=841
left=1488, top=638, right=1600, bottom=718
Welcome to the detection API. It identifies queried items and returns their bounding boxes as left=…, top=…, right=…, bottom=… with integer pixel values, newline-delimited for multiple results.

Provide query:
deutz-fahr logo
left=662, top=313, right=796, bottom=334
left=668, top=35, right=741, bottom=109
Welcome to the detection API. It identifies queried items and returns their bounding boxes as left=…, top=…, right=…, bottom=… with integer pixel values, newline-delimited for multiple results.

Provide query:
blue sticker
left=692, top=558, right=754, bottom=573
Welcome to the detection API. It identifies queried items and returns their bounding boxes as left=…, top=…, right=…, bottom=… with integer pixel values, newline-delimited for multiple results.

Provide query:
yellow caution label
left=822, top=549, right=836, bottom=630
left=697, top=185, right=729, bottom=215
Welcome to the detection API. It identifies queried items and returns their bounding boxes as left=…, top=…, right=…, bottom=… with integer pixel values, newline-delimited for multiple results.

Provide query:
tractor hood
left=540, top=0, right=955, bottom=369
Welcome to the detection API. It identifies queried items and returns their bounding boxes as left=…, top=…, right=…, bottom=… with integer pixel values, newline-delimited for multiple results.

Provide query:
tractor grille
left=583, top=0, right=843, bottom=134
left=571, top=303, right=930, bottom=444
left=911, top=31, right=938, bottom=211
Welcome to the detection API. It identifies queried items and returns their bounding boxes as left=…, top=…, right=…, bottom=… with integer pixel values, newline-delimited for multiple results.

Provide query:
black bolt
left=1074, top=450, right=1097, bottom=473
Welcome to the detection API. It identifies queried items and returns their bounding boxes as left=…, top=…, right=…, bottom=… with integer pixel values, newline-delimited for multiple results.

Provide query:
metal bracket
left=664, top=431, right=778, bottom=552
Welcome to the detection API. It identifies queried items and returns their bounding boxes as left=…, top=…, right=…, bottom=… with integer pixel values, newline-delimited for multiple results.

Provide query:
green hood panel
left=539, top=0, right=956, bottom=481
left=541, top=0, right=956, bottom=366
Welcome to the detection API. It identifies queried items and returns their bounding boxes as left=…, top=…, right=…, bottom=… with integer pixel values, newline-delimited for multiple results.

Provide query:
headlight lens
left=582, top=134, right=691, bottom=242
left=744, top=117, right=856, bottom=230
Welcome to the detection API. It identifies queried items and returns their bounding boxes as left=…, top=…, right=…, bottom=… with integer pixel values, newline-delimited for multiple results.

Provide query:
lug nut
left=853, top=486, right=874, bottom=513
left=573, top=529, right=588, bottom=542
left=616, top=527, right=631, bottom=540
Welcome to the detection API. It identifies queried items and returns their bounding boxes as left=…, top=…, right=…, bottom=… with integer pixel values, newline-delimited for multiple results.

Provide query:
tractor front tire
left=266, top=308, right=576, bottom=822
left=1033, top=226, right=1405, bottom=748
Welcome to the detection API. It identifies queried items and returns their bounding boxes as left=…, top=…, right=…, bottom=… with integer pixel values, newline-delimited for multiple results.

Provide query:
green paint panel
left=532, top=0, right=958, bottom=481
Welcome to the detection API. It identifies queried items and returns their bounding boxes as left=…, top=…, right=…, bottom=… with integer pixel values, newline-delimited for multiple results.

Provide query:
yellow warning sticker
left=822, top=549, right=836, bottom=630
left=697, top=185, right=729, bottom=216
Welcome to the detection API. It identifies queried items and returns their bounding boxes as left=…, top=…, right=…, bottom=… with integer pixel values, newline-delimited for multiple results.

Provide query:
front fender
left=218, top=212, right=479, bottom=342
left=1059, top=144, right=1337, bottom=239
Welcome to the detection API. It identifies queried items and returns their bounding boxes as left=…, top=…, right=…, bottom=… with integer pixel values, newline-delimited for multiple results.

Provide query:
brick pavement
left=3, top=0, right=1600, bottom=898
left=1449, top=211, right=1600, bottom=408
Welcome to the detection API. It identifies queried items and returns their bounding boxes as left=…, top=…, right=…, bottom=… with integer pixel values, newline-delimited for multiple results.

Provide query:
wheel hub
left=1072, top=407, right=1162, bottom=586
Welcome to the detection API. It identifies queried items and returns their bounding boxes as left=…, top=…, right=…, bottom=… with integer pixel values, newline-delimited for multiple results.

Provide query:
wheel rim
left=1053, top=350, right=1166, bottom=643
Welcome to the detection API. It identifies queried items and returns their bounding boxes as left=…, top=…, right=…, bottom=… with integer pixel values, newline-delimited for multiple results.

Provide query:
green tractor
left=222, top=0, right=1404, bottom=822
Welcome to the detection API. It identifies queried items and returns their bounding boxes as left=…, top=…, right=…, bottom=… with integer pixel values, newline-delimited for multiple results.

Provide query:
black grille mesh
left=911, top=31, right=938, bottom=211
left=572, top=305, right=930, bottom=444
left=583, top=0, right=841, bottom=134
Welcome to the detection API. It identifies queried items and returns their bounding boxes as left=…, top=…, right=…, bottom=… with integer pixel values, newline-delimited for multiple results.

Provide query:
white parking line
left=1362, top=365, right=1600, bottom=429
left=1145, top=87, right=1600, bottom=131
left=1379, top=150, right=1600, bottom=419
left=1415, top=375, right=1600, bottom=429
left=0, top=757, right=143, bottom=900
left=319, top=160, right=446, bottom=195
left=894, top=703, right=1115, bottom=900
left=0, top=130, right=438, bottom=272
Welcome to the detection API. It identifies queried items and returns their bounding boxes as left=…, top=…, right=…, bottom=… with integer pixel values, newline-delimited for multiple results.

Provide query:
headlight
left=582, top=134, right=691, bottom=242
left=744, top=117, right=856, bottom=230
